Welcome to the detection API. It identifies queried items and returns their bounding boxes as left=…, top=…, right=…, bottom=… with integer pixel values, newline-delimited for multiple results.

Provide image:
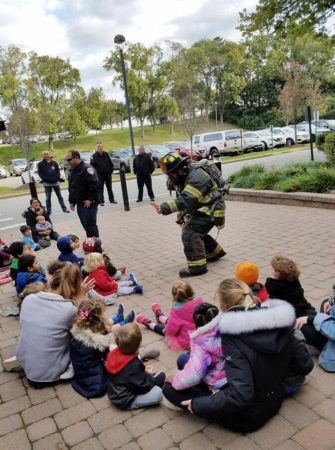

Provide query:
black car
left=108, top=148, right=133, bottom=173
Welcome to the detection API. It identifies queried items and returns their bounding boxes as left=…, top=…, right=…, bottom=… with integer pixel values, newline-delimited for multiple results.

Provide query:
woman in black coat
left=22, top=198, right=59, bottom=242
left=163, top=278, right=313, bottom=433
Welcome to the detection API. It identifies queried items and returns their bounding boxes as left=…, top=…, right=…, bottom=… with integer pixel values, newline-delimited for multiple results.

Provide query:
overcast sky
left=0, top=0, right=258, bottom=100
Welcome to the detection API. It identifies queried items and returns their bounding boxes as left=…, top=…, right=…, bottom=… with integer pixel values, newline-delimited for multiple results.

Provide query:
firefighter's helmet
left=160, top=152, right=188, bottom=174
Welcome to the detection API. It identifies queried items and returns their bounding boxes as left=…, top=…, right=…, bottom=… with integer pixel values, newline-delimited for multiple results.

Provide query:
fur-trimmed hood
left=218, top=299, right=295, bottom=335
left=70, top=324, right=114, bottom=351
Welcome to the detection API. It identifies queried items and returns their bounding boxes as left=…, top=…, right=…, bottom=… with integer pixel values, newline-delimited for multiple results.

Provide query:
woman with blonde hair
left=163, top=278, right=313, bottom=432
left=16, top=262, right=94, bottom=388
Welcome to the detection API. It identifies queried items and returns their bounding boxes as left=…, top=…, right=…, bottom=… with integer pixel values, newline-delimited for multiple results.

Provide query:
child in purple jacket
left=172, top=303, right=226, bottom=392
left=136, top=280, right=203, bottom=350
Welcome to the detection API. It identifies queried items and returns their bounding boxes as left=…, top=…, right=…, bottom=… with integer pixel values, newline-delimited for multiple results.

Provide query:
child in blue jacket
left=57, top=235, right=84, bottom=267
left=16, top=254, right=47, bottom=294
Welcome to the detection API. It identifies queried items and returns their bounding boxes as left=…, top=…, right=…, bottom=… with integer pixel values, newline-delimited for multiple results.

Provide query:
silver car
left=8, top=159, right=27, bottom=176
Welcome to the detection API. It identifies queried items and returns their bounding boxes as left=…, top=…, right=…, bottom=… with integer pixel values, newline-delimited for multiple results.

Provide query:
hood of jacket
left=105, top=347, right=137, bottom=374
left=173, top=297, right=203, bottom=322
left=70, top=324, right=113, bottom=352
left=57, top=236, right=72, bottom=254
left=218, top=299, right=296, bottom=355
left=16, top=271, right=43, bottom=293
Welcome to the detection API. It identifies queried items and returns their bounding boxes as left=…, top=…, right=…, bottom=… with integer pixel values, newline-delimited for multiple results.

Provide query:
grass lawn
left=0, top=119, right=235, bottom=166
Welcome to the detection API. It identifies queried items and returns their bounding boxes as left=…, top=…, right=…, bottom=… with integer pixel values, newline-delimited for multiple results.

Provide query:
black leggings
left=162, top=382, right=210, bottom=410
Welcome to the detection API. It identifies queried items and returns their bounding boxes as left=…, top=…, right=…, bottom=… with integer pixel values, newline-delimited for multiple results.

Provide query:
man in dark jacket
left=90, top=143, right=116, bottom=206
left=67, top=150, right=100, bottom=237
left=133, top=145, right=155, bottom=202
left=37, top=151, right=69, bottom=215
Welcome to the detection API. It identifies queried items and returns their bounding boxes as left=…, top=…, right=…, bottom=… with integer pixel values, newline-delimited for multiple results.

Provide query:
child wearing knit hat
left=235, top=261, right=269, bottom=302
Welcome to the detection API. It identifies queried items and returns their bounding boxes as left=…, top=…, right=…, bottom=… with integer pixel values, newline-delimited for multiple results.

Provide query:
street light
left=114, top=34, right=133, bottom=211
left=114, top=34, right=135, bottom=157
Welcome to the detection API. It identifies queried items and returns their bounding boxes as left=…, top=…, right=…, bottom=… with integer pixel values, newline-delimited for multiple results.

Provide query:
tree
left=104, top=43, right=169, bottom=138
left=239, top=0, right=335, bottom=35
left=100, top=100, right=127, bottom=129
left=27, top=53, right=80, bottom=149
left=156, top=96, right=180, bottom=134
left=63, top=108, right=86, bottom=142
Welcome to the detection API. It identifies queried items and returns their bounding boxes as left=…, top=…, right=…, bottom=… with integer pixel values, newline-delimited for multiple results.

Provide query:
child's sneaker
left=119, top=266, right=126, bottom=275
left=152, top=303, right=163, bottom=321
left=128, top=272, right=137, bottom=286
left=133, top=284, right=143, bottom=295
left=111, top=304, right=125, bottom=324
left=136, top=314, right=147, bottom=325
left=104, top=294, right=117, bottom=306
left=59, top=363, right=74, bottom=380
left=45, top=236, right=51, bottom=241
left=122, top=310, right=135, bottom=324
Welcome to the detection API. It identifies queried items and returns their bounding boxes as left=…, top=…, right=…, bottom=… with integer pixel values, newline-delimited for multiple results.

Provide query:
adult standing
left=163, top=278, right=314, bottom=432
left=133, top=145, right=155, bottom=202
left=67, top=150, right=100, bottom=237
left=90, top=142, right=117, bottom=206
left=37, top=151, right=70, bottom=215
left=152, top=152, right=225, bottom=278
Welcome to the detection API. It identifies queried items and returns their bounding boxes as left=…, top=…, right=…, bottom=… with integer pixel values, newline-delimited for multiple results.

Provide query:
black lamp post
left=114, top=34, right=134, bottom=211
left=114, top=34, right=135, bottom=157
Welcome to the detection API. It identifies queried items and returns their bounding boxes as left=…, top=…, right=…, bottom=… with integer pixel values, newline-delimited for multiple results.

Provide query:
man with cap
left=67, top=150, right=100, bottom=237
left=151, top=152, right=226, bottom=278
left=37, top=151, right=70, bottom=215
left=90, top=142, right=117, bottom=206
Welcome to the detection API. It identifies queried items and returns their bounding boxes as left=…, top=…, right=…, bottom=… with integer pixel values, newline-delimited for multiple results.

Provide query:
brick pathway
left=0, top=200, right=335, bottom=449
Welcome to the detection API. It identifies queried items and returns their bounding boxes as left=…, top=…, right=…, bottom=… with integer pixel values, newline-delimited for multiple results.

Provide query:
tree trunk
left=205, top=106, right=209, bottom=123
left=153, top=121, right=156, bottom=133
left=170, top=122, right=174, bottom=134
left=48, top=135, right=54, bottom=150
left=141, top=119, right=145, bottom=138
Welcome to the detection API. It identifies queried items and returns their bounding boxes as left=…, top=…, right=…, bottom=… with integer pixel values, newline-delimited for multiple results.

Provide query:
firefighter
left=151, top=152, right=226, bottom=278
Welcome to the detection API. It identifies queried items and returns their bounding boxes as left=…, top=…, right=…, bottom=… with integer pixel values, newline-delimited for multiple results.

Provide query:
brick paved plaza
left=0, top=199, right=335, bottom=449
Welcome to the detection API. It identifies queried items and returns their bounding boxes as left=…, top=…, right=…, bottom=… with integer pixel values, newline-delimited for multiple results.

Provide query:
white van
left=193, top=129, right=243, bottom=157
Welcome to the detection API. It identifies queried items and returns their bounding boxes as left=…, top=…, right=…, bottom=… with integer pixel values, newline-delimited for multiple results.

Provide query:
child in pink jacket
left=172, top=303, right=226, bottom=391
left=137, top=280, right=203, bottom=350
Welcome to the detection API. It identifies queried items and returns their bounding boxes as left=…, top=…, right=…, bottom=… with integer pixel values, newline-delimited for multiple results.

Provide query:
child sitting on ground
left=84, top=253, right=142, bottom=305
left=105, top=323, right=166, bottom=410
left=235, top=261, right=268, bottom=302
left=0, top=238, right=11, bottom=268
left=57, top=235, right=84, bottom=267
left=172, top=303, right=226, bottom=392
left=265, top=255, right=326, bottom=350
left=82, top=237, right=126, bottom=280
left=20, top=225, right=41, bottom=251
left=35, top=215, right=53, bottom=240
left=16, top=254, right=47, bottom=294
left=8, top=242, right=30, bottom=283
left=136, top=280, right=203, bottom=350
left=70, top=300, right=115, bottom=398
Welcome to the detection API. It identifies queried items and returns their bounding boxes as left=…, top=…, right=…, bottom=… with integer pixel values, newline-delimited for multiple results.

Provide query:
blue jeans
left=77, top=203, right=99, bottom=237
left=44, top=185, right=67, bottom=213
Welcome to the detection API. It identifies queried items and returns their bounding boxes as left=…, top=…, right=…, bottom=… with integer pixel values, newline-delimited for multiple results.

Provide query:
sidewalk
left=0, top=200, right=335, bottom=449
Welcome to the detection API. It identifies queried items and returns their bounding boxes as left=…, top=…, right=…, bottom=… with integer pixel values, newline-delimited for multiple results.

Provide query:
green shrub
left=230, top=172, right=264, bottom=189
left=254, top=170, right=283, bottom=190
left=316, top=133, right=327, bottom=151
left=325, top=132, right=335, bottom=166
left=228, top=164, right=265, bottom=183
left=274, top=167, right=335, bottom=193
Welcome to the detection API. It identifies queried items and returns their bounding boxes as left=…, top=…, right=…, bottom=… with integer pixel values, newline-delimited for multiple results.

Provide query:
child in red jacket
left=84, top=253, right=142, bottom=304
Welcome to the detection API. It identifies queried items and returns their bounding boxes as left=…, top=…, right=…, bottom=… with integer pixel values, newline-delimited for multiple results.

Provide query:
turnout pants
left=98, top=173, right=115, bottom=203
left=137, top=174, right=154, bottom=201
left=181, top=215, right=224, bottom=273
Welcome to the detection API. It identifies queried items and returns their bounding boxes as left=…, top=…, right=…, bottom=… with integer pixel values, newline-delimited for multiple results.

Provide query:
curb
left=226, top=188, right=335, bottom=210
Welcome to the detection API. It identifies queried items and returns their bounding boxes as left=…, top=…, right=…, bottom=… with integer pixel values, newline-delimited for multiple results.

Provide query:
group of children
left=2, top=224, right=335, bottom=412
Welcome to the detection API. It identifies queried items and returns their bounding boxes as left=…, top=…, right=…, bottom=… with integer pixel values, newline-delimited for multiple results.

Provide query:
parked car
left=193, top=130, right=244, bottom=156
left=0, top=164, right=8, bottom=178
left=261, top=129, right=285, bottom=147
left=281, top=126, right=310, bottom=144
left=162, top=141, right=185, bottom=152
left=242, top=132, right=265, bottom=152
left=21, top=160, right=65, bottom=184
left=108, top=148, right=133, bottom=173
left=177, top=141, right=210, bottom=160
left=145, top=145, right=170, bottom=168
left=8, top=159, right=27, bottom=176
left=295, top=123, right=331, bottom=140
